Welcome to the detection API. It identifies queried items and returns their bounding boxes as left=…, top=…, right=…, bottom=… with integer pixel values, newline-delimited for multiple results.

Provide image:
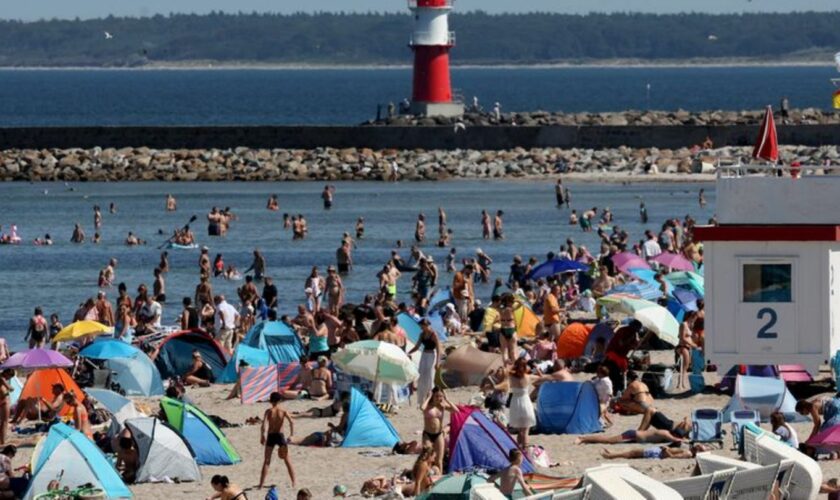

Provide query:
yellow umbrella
left=53, top=320, right=114, bottom=342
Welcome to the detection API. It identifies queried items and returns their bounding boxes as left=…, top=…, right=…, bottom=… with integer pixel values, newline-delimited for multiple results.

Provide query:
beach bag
left=264, top=487, right=279, bottom=500
left=527, top=445, right=551, bottom=468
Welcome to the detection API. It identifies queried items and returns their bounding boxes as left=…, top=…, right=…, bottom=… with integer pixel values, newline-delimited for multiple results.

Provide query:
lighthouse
left=408, top=0, right=464, bottom=118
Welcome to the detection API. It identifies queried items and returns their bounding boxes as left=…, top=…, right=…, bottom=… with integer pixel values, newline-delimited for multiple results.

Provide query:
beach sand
left=12, top=352, right=840, bottom=498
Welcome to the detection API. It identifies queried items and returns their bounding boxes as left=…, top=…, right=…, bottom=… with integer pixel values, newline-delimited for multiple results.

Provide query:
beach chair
left=522, top=492, right=555, bottom=500
left=729, top=409, right=760, bottom=450
left=707, top=467, right=737, bottom=500
left=470, top=484, right=508, bottom=500
left=726, top=463, right=780, bottom=500
left=663, top=474, right=713, bottom=500
left=581, top=467, right=646, bottom=500
left=774, top=459, right=795, bottom=500
left=742, top=426, right=822, bottom=500
left=696, top=452, right=758, bottom=475
left=691, top=408, right=724, bottom=445
left=551, top=485, right=591, bottom=500
left=584, top=464, right=681, bottom=500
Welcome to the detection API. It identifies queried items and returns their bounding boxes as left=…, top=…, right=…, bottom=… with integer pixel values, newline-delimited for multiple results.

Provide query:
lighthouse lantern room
left=694, top=166, right=840, bottom=375
left=408, top=0, right=464, bottom=118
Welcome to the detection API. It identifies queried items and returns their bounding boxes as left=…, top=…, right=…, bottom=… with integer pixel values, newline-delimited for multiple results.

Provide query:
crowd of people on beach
left=6, top=179, right=840, bottom=499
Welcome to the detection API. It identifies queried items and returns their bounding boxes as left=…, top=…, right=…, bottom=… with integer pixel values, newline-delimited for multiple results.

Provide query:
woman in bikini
left=421, top=387, right=456, bottom=473
left=675, top=311, right=698, bottom=390
left=207, top=474, right=247, bottom=500
left=184, top=351, right=213, bottom=387
left=499, top=294, right=520, bottom=364
left=308, top=357, right=333, bottom=401
left=399, top=447, right=435, bottom=497
left=619, top=371, right=657, bottom=430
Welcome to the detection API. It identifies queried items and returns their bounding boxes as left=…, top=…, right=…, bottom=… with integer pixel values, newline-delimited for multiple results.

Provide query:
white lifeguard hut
left=695, top=143, right=840, bottom=375
left=694, top=55, right=840, bottom=375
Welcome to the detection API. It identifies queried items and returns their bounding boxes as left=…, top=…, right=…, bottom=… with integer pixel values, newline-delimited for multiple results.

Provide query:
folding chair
left=692, top=408, right=724, bottom=445
left=663, top=474, right=713, bottom=500
left=552, top=485, right=591, bottom=500
left=730, top=409, right=760, bottom=450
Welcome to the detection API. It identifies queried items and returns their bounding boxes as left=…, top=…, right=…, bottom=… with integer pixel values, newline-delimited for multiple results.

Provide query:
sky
left=5, top=0, right=839, bottom=21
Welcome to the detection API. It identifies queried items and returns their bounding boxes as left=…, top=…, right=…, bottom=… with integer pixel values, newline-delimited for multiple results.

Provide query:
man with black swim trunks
left=259, top=392, right=296, bottom=490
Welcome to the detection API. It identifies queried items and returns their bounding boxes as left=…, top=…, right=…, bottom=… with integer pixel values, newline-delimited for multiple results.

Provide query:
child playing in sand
left=486, top=449, right=534, bottom=497
left=259, top=392, right=296, bottom=490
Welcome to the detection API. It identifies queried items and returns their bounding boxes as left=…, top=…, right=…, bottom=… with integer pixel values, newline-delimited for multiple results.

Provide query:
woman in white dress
left=408, top=319, right=442, bottom=408
left=509, top=357, right=538, bottom=448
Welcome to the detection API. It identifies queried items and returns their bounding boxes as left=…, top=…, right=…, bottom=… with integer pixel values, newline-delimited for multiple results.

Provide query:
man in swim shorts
left=260, top=392, right=296, bottom=490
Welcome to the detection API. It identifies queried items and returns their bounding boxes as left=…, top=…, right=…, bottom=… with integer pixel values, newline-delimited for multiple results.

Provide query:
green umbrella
left=417, top=473, right=488, bottom=500
left=333, top=340, right=419, bottom=385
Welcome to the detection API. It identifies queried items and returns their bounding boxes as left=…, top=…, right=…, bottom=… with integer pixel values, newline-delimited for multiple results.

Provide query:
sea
left=0, top=180, right=715, bottom=350
left=0, top=65, right=836, bottom=126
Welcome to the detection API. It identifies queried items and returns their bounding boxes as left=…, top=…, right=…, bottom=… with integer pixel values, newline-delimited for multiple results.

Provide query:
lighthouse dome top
left=410, top=0, right=454, bottom=9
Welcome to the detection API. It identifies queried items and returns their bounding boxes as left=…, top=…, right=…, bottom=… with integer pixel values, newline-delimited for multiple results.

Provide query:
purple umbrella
left=651, top=252, right=696, bottom=272
left=612, top=252, right=651, bottom=274
left=0, top=348, right=73, bottom=370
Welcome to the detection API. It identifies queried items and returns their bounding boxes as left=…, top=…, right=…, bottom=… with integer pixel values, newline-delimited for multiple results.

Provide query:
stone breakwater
left=0, top=145, right=838, bottom=181
left=369, top=108, right=840, bottom=127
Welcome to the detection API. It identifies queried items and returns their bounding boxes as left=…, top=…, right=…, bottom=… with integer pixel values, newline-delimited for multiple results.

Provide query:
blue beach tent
left=243, top=321, right=305, bottom=364
left=721, top=375, right=806, bottom=423
left=160, top=397, right=241, bottom=465
left=342, top=387, right=401, bottom=448
left=81, top=339, right=164, bottom=396
left=537, top=382, right=603, bottom=435
left=397, top=312, right=424, bottom=345
left=154, top=330, right=228, bottom=381
left=449, top=408, right=534, bottom=474
left=427, top=311, right=449, bottom=342
left=25, top=423, right=132, bottom=499
left=218, top=343, right=272, bottom=383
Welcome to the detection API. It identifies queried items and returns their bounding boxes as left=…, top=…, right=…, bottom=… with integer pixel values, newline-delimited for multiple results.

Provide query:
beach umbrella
left=416, top=473, right=488, bottom=500
left=605, top=282, right=662, bottom=301
left=526, top=258, right=589, bottom=281
left=627, top=268, right=657, bottom=284
left=53, top=320, right=114, bottom=342
left=80, top=338, right=141, bottom=360
left=0, top=348, right=73, bottom=370
left=651, top=252, right=695, bottom=272
left=333, top=340, right=419, bottom=385
left=612, top=252, right=650, bottom=274
left=595, top=297, right=679, bottom=345
left=665, top=271, right=705, bottom=297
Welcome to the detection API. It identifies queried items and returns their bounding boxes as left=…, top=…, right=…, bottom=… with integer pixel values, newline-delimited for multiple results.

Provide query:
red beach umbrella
left=752, top=105, right=779, bottom=163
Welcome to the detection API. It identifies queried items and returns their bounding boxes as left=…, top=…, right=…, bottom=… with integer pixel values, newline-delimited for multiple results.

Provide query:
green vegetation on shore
left=0, top=11, right=838, bottom=67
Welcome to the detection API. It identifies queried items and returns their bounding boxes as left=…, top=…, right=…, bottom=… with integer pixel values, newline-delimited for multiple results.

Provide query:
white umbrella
left=333, top=340, right=419, bottom=385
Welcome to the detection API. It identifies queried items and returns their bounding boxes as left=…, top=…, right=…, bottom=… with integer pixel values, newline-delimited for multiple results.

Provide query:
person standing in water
left=71, top=224, right=85, bottom=243
left=555, top=179, right=565, bottom=207
left=355, top=217, right=365, bottom=240
left=322, top=185, right=334, bottom=210
left=93, top=205, right=102, bottom=230
left=493, top=210, right=505, bottom=240
left=438, top=207, right=447, bottom=238
left=481, top=210, right=491, bottom=240
left=245, top=249, right=267, bottom=281
left=699, top=188, right=707, bottom=209
left=415, top=214, right=426, bottom=243
left=266, top=194, right=279, bottom=211
left=166, top=194, right=177, bottom=212
left=640, top=201, right=648, bottom=224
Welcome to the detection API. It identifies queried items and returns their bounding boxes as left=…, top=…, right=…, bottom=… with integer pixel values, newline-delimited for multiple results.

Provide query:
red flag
left=752, top=105, right=779, bottom=163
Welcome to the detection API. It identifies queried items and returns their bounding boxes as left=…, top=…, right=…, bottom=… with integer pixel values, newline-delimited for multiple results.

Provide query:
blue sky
left=6, top=0, right=839, bottom=20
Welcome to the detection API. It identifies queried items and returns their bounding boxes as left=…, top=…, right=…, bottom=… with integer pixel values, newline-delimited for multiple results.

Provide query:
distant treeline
left=0, top=11, right=838, bottom=66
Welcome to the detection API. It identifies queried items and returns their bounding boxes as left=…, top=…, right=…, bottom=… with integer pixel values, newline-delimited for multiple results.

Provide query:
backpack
left=264, top=487, right=279, bottom=500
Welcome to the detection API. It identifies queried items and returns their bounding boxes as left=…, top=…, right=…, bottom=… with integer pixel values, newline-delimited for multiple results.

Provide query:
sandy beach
left=6, top=351, right=825, bottom=499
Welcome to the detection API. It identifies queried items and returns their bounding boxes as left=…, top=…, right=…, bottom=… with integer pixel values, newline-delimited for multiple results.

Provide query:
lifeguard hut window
left=742, top=263, right=792, bottom=303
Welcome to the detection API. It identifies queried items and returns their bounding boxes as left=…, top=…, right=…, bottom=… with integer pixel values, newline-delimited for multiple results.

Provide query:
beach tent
left=24, top=423, right=132, bottom=499
left=583, top=322, right=614, bottom=358
left=125, top=417, right=201, bottom=483
left=242, top=321, right=305, bottom=364
left=443, top=345, right=503, bottom=387
left=85, top=388, right=144, bottom=429
left=514, top=297, right=540, bottom=338
left=449, top=407, right=534, bottom=474
left=342, top=387, right=401, bottom=448
left=428, top=287, right=454, bottom=312
left=427, top=310, right=449, bottom=342
left=718, top=365, right=778, bottom=394
left=219, top=344, right=271, bottom=384
left=81, top=339, right=164, bottom=396
left=107, top=355, right=164, bottom=397
left=21, top=368, right=84, bottom=417
left=159, top=396, right=241, bottom=465
left=154, top=329, right=228, bottom=381
left=556, top=323, right=594, bottom=359
left=721, top=375, right=805, bottom=423
left=397, top=312, right=424, bottom=345
left=9, top=376, right=22, bottom=406
left=536, top=381, right=603, bottom=435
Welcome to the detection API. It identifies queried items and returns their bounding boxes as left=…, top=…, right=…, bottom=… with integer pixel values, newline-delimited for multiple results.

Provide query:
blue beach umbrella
left=526, top=259, right=589, bottom=281
left=80, top=339, right=142, bottom=359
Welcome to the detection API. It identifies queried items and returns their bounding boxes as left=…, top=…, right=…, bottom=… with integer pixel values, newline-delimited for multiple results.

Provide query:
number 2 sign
left=756, top=308, right=778, bottom=339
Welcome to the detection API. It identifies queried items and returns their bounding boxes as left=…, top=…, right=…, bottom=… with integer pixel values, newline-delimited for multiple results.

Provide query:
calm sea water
left=0, top=66, right=835, bottom=126
left=0, top=180, right=715, bottom=350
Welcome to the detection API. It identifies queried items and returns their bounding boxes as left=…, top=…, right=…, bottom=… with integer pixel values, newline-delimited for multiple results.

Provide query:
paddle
left=158, top=215, right=198, bottom=249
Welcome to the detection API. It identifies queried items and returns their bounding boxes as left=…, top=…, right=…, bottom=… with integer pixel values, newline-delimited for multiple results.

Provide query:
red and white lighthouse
left=408, top=0, right=464, bottom=117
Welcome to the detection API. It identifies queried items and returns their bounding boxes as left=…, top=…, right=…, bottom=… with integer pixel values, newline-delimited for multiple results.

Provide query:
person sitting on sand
left=12, top=383, right=65, bottom=424
left=486, top=449, right=535, bottom=497
left=601, top=443, right=711, bottom=460
left=397, top=447, right=436, bottom=497
left=306, top=357, right=332, bottom=401
left=576, top=428, right=684, bottom=445
left=207, top=474, right=246, bottom=500
left=184, top=350, right=214, bottom=387
left=619, top=371, right=657, bottom=430
left=115, top=435, right=139, bottom=484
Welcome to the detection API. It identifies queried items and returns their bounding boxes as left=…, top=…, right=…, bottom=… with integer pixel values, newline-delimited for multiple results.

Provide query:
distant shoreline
left=0, top=59, right=834, bottom=71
